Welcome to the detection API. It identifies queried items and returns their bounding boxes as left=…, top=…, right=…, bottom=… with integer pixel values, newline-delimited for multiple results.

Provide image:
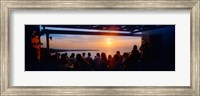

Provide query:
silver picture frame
left=0, top=0, right=199, bottom=95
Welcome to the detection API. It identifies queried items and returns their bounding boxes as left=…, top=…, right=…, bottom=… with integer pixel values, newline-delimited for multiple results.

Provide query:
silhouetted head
left=133, top=45, right=138, bottom=50
left=96, top=53, right=100, bottom=57
left=82, top=53, right=86, bottom=57
left=65, top=53, right=68, bottom=56
left=55, top=53, right=60, bottom=59
left=88, top=52, right=91, bottom=57
left=76, top=54, right=83, bottom=61
left=61, top=54, right=66, bottom=60
left=70, top=53, right=75, bottom=58
left=123, top=52, right=129, bottom=58
left=108, top=55, right=112, bottom=59
left=116, top=51, right=120, bottom=55
left=101, top=52, right=107, bottom=61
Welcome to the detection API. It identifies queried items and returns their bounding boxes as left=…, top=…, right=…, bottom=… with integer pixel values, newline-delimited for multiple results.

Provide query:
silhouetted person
left=86, top=52, right=93, bottom=62
left=47, top=53, right=60, bottom=71
left=82, top=52, right=86, bottom=59
left=107, top=55, right=112, bottom=70
left=98, top=52, right=107, bottom=71
left=116, top=51, right=123, bottom=62
left=86, top=52, right=95, bottom=70
left=55, top=53, right=61, bottom=62
left=140, top=40, right=146, bottom=58
left=65, top=52, right=69, bottom=59
left=69, top=53, right=76, bottom=64
left=124, top=45, right=140, bottom=70
left=131, top=45, right=140, bottom=62
left=109, top=54, right=122, bottom=71
left=76, top=54, right=91, bottom=71
left=68, top=53, right=76, bottom=70
left=94, top=53, right=101, bottom=70
left=140, top=41, right=151, bottom=64
left=60, top=54, right=67, bottom=65
left=58, top=54, right=69, bottom=70
left=122, top=52, right=129, bottom=69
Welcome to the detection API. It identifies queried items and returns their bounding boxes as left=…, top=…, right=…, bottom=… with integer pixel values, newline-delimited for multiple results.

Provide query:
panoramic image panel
left=25, top=25, right=175, bottom=71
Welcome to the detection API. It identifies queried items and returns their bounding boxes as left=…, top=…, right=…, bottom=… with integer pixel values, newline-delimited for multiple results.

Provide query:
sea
left=56, top=47, right=133, bottom=59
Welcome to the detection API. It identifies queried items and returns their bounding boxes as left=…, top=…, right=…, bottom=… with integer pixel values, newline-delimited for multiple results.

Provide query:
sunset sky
left=41, top=35, right=141, bottom=49
left=39, top=25, right=144, bottom=57
left=40, top=34, right=141, bottom=56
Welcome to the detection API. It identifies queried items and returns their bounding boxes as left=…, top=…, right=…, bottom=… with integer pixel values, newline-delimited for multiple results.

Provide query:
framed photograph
left=1, top=0, right=199, bottom=95
left=26, top=25, right=175, bottom=71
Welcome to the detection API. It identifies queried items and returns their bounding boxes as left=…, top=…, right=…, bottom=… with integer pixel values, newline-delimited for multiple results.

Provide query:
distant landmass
left=41, top=48, right=99, bottom=53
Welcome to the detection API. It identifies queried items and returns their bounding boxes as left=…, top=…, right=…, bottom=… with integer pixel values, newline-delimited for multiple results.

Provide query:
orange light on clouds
left=40, top=35, right=142, bottom=56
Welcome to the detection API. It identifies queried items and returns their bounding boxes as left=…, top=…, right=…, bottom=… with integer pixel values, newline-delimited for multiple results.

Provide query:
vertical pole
left=42, top=26, right=50, bottom=54
left=38, top=25, right=41, bottom=62
left=42, top=26, right=50, bottom=63
left=46, top=32, right=50, bottom=54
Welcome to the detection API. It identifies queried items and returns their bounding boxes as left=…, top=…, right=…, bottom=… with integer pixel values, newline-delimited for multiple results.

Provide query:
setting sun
left=106, top=38, right=112, bottom=45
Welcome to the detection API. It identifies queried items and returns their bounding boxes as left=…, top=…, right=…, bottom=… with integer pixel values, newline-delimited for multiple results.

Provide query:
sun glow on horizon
left=106, top=38, right=112, bottom=46
left=41, top=35, right=141, bottom=52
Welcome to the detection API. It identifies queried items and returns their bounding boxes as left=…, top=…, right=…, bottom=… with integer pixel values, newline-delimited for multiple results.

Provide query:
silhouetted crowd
left=46, top=43, right=151, bottom=71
